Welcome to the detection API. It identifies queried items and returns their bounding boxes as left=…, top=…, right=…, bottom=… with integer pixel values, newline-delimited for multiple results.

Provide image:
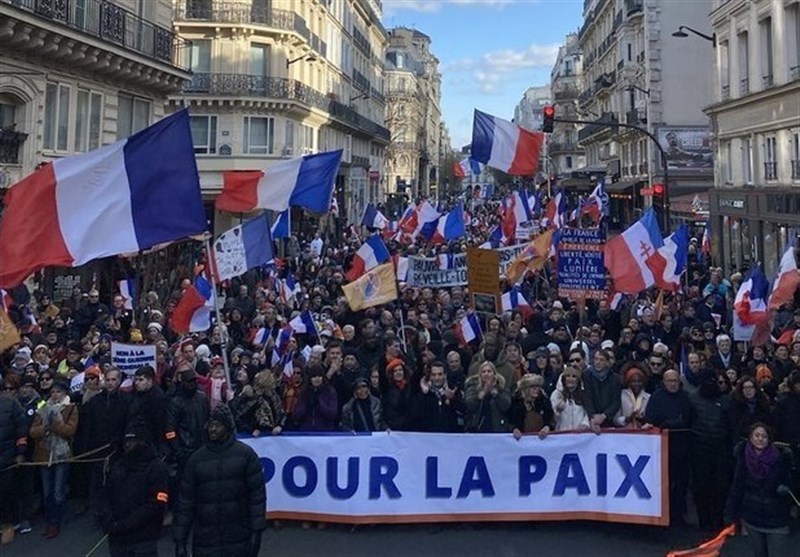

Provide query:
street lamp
left=672, top=26, right=716, bottom=47
left=286, top=54, right=317, bottom=68
left=350, top=92, right=369, bottom=103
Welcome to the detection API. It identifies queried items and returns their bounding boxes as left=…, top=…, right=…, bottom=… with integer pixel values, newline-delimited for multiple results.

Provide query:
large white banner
left=243, top=431, right=668, bottom=526
left=406, top=244, right=528, bottom=288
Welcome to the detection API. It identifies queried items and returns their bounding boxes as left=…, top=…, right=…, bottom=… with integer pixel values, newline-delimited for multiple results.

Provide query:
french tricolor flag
left=0, top=109, right=206, bottom=288
left=393, top=255, right=409, bottom=282
left=501, top=287, right=533, bottom=319
left=734, top=267, right=770, bottom=325
left=172, top=275, right=215, bottom=334
left=456, top=313, right=483, bottom=345
left=471, top=110, right=544, bottom=176
left=382, top=220, right=399, bottom=241
left=399, top=201, right=440, bottom=239
left=582, top=179, right=608, bottom=223
left=346, top=235, right=390, bottom=281
left=289, top=310, right=318, bottom=336
left=654, top=224, right=689, bottom=291
left=252, top=327, right=270, bottom=346
left=117, top=278, right=136, bottom=310
left=603, top=208, right=665, bottom=294
left=271, top=210, right=291, bottom=239
left=209, top=214, right=275, bottom=283
left=275, top=325, right=294, bottom=355
left=437, top=253, right=457, bottom=270
left=453, top=159, right=469, bottom=178
left=431, top=204, right=467, bottom=245
left=479, top=225, right=505, bottom=249
left=768, top=245, right=799, bottom=310
left=361, top=203, right=389, bottom=229
left=280, top=274, right=301, bottom=304
left=542, top=191, right=567, bottom=229
left=217, top=150, right=342, bottom=214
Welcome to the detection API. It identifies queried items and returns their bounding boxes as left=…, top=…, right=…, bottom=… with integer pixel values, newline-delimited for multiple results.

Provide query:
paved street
left=5, top=511, right=796, bottom=557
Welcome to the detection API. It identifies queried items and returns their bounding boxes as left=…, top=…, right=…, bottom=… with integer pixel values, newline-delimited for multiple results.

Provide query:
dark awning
left=606, top=180, right=638, bottom=193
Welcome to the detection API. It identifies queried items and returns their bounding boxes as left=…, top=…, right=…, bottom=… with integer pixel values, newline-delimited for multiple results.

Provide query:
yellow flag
left=0, top=307, right=21, bottom=353
left=342, top=263, right=398, bottom=311
left=505, top=228, right=555, bottom=284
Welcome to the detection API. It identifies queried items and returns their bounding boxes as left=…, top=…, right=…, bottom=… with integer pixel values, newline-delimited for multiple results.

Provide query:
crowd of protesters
left=0, top=191, right=799, bottom=556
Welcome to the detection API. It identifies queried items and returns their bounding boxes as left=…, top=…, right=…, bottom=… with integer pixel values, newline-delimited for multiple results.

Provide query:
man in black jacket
left=0, top=391, right=27, bottom=542
left=101, top=425, right=169, bottom=557
left=413, top=361, right=463, bottom=432
left=645, top=369, right=694, bottom=526
left=165, top=369, right=208, bottom=488
left=174, top=404, right=266, bottom=557
left=127, top=366, right=167, bottom=457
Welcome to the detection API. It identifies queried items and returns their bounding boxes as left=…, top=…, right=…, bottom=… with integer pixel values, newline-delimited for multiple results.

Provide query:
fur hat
left=517, top=373, right=544, bottom=392
left=207, top=403, right=235, bottom=432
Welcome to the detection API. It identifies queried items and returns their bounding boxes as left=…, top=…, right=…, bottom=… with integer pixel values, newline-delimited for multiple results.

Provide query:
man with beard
left=174, top=405, right=266, bottom=557
left=101, top=426, right=169, bottom=557
left=468, top=332, right=514, bottom=388
left=356, top=321, right=383, bottom=375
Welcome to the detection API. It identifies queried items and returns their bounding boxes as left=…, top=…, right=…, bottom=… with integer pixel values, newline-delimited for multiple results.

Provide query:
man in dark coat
left=413, top=361, right=463, bottom=432
left=174, top=404, right=266, bottom=557
left=127, top=366, right=168, bottom=457
left=101, top=425, right=169, bottom=557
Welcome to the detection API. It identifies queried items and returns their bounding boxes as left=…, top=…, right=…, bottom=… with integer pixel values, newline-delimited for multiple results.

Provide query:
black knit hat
left=207, top=403, right=235, bottom=432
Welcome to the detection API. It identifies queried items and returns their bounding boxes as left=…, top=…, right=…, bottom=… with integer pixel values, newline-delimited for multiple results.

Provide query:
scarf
left=588, top=366, right=609, bottom=382
left=719, top=351, right=731, bottom=368
left=744, top=442, right=779, bottom=481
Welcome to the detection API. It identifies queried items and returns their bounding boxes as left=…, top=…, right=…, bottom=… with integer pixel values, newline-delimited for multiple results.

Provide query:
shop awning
left=605, top=180, right=637, bottom=193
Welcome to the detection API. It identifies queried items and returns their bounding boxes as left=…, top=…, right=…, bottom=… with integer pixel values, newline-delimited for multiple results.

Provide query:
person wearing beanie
left=174, top=404, right=266, bottom=557
left=101, top=425, right=169, bottom=555
left=29, top=379, right=78, bottom=539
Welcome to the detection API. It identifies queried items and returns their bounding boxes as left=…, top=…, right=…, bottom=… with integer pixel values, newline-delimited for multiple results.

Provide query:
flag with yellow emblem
left=504, top=228, right=555, bottom=284
left=342, top=263, right=398, bottom=311
left=0, top=307, right=21, bottom=353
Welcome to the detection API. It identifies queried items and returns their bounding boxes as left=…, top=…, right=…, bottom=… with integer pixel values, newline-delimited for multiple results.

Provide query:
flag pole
left=398, top=308, right=408, bottom=354
left=204, top=237, right=233, bottom=389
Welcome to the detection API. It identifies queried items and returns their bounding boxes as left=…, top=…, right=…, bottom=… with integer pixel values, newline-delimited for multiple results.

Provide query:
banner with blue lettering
left=243, top=431, right=668, bottom=526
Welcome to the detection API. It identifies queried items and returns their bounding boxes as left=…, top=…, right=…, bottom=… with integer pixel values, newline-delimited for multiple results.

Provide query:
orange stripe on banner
left=266, top=510, right=669, bottom=527
left=665, top=524, right=736, bottom=557
left=165, top=432, right=176, bottom=440
left=156, top=492, right=169, bottom=503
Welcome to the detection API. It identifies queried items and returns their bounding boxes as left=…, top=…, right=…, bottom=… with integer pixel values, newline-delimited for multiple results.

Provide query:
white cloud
left=383, top=0, right=522, bottom=17
left=445, top=42, right=559, bottom=95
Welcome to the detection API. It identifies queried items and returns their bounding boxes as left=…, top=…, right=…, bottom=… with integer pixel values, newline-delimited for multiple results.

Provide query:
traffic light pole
left=554, top=117, right=671, bottom=233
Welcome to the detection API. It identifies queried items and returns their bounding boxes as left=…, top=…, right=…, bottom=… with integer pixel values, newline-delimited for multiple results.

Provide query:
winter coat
left=291, top=384, right=338, bottom=432
left=174, top=434, right=266, bottom=557
left=0, top=396, right=28, bottom=468
left=340, top=395, right=385, bottom=432
left=383, top=382, right=415, bottom=431
left=724, top=442, right=792, bottom=529
left=773, top=392, right=800, bottom=449
left=166, top=389, right=210, bottom=466
left=29, top=402, right=78, bottom=463
left=614, top=389, right=651, bottom=428
left=412, top=387, right=463, bottom=433
left=127, top=386, right=168, bottom=455
left=467, top=349, right=515, bottom=389
left=550, top=388, right=590, bottom=431
left=582, top=369, right=622, bottom=427
left=725, top=394, right=772, bottom=445
left=82, top=389, right=131, bottom=457
left=507, top=393, right=554, bottom=433
left=105, top=442, right=169, bottom=547
left=464, top=373, right=512, bottom=433
left=690, top=392, right=731, bottom=450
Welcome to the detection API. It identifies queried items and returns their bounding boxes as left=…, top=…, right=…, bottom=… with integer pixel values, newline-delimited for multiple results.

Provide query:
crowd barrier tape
left=243, top=430, right=669, bottom=526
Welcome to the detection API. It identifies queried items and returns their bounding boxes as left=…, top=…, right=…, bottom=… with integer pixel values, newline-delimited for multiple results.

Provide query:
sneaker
left=15, top=521, right=32, bottom=534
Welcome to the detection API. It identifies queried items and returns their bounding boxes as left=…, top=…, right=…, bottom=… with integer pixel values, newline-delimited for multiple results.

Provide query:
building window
left=722, top=141, right=732, bottom=184
left=243, top=116, right=274, bottom=155
left=719, top=40, right=730, bottom=99
left=787, top=3, right=800, bottom=80
left=190, top=115, right=217, bottom=155
left=742, top=137, right=753, bottom=183
left=566, top=155, right=573, bottom=169
left=0, top=102, right=15, bottom=129
left=74, top=89, right=103, bottom=153
left=249, top=44, right=269, bottom=77
left=284, top=120, right=295, bottom=156
left=117, top=94, right=151, bottom=140
left=44, top=83, right=70, bottom=152
left=764, top=135, right=777, bottom=181
left=760, top=17, right=774, bottom=86
left=191, top=40, right=211, bottom=73
left=301, top=124, right=315, bottom=154
left=344, top=134, right=352, bottom=163
left=792, top=131, right=800, bottom=181
left=738, top=31, right=749, bottom=95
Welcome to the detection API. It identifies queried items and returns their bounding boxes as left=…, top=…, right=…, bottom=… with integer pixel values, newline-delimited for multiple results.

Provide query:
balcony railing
left=740, top=77, right=749, bottom=95
left=625, top=108, right=646, bottom=126
left=184, top=73, right=329, bottom=107
left=554, top=86, right=580, bottom=101
left=764, top=161, right=778, bottom=181
left=174, top=1, right=303, bottom=38
left=578, top=88, right=594, bottom=106
left=721, top=84, right=730, bottom=100
left=791, top=66, right=800, bottom=81
left=578, top=112, right=618, bottom=142
left=639, top=162, right=649, bottom=175
left=625, top=0, right=643, bottom=17
left=352, top=69, right=370, bottom=92
left=762, top=74, right=774, bottom=87
left=352, top=27, right=372, bottom=57
left=791, top=160, right=800, bottom=181
left=594, top=71, right=616, bottom=92
left=352, top=155, right=370, bottom=168
left=328, top=100, right=390, bottom=142
left=549, top=141, right=581, bottom=153
left=8, top=0, right=188, bottom=70
left=0, top=129, right=27, bottom=164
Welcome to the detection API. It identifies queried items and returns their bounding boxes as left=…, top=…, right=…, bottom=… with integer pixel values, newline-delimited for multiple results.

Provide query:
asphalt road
left=5, top=512, right=795, bottom=557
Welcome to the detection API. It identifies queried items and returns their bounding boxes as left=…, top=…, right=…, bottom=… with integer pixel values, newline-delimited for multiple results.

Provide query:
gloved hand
left=174, top=542, right=188, bottom=557
left=247, top=531, right=263, bottom=557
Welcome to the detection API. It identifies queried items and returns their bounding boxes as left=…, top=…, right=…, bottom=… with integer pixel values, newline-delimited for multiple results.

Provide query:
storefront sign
left=557, top=227, right=606, bottom=300
left=719, top=199, right=745, bottom=209
left=244, top=431, right=668, bottom=526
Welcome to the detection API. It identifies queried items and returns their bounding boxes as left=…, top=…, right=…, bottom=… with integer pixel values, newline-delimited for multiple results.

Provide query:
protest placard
left=111, top=342, right=157, bottom=376
left=557, top=227, right=606, bottom=300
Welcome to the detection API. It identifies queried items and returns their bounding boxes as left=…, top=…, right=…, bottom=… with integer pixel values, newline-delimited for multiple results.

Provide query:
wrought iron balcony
left=625, top=108, right=646, bottom=126
left=554, top=86, right=580, bottom=101
left=740, top=77, right=749, bottom=95
left=548, top=141, right=580, bottom=154
left=792, top=66, right=800, bottom=81
left=578, top=88, right=594, bottom=106
left=183, top=73, right=329, bottom=109
left=352, top=27, right=372, bottom=57
left=328, top=100, right=390, bottom=142
left=578, top=112, right=618, bottom=143
left=762, top=74, right=774, bottom=87
left=351, top=155, right=370, bottom=168
left=352, top=69, right=370, bottom=92
left=594, top=71, right=616, bottom=93
left=174, top=1, right=303, bottom=38
left=0, top=129, right=27, bottom=164
left=792, top=160, right=800, bottom=181
left=7, top=0, right=188, bottom=70
left=764, top=162, right=777, bottom=181
left=721, top=84, right=730, bottom=100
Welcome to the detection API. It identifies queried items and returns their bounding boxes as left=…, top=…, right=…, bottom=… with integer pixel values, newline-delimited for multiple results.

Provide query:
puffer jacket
left=105, top=442, right=169, bottom=547
left=724, top=441, right=793, bottom=529
left=464, top=373, right=512, bottom=433
left=0, top=396, right=28, bottom=468
left=173, top=434, right=266, bottom=557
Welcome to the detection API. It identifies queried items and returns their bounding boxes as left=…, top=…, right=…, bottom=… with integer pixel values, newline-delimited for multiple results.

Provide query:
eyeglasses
left=569, top=358, right=582, bottom=363
left=40, top=377, right=53, bottom=382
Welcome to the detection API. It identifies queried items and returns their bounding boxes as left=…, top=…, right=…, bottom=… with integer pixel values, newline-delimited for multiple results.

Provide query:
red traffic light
left=542, top=105, right=555, bottom=133
left=652, top=183, right=665, bottom=195
left=543, top=105, right=555, bottom=118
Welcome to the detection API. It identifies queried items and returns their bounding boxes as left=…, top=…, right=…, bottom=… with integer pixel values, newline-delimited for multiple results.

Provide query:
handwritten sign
left=467, top=248, right=500, bottom=311
left=111, top=342, right=157, bottom=376
left=557, top=227, right=606, bottom=300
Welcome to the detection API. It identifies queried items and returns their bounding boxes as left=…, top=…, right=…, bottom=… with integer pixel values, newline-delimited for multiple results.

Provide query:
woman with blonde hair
left=464, top=361, right=511, bottom=433
left=509, top=374, right=554, bottom=440
left=550, top=366, right=590, bottom=432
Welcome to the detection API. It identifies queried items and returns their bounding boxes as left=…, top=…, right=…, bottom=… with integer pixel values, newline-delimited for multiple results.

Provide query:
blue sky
left=382, top=0, right=584, bottom=149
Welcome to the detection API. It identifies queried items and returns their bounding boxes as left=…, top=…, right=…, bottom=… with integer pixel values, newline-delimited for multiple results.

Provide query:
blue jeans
left=40, top=464, right=69, bottom=527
